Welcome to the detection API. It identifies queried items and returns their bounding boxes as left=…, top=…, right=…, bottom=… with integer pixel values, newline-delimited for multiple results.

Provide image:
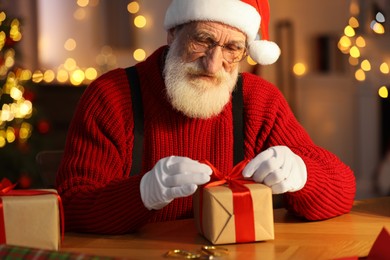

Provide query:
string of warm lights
left=338, top=0, right=389, bottom=99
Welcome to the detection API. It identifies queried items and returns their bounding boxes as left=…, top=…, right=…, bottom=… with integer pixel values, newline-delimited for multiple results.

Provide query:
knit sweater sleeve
left=242, top=73, right=356, bottom=220
left=56, top=69, right=154, bottom=234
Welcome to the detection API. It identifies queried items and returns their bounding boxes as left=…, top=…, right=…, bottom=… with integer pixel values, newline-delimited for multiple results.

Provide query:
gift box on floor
left=193, top=160, right=274, bottom=245
left=0, top=179, right=63, bottom=250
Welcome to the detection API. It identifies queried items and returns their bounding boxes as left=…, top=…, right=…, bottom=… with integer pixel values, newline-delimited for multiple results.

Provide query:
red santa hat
left=164, top=0, right=280, bottom=65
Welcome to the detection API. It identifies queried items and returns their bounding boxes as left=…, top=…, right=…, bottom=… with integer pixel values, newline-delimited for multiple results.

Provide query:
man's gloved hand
left=242, top=146, right=307, bottom=194
left=140, top=156, right=212, bottom=210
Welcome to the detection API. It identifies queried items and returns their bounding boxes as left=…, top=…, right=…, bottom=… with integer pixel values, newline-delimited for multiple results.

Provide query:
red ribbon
left=199, top=159, right=256, bottom=243
left=0, top=178, right=65, bottom=244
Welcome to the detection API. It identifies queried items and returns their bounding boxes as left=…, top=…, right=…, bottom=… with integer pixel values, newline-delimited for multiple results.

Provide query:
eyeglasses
left=187, top=36, right=247, bottom=64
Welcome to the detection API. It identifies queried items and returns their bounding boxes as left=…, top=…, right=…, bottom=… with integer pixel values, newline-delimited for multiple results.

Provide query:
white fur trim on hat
left=164, top=0, right=260, bottom=42
left=164, top=0, right=280, bottom=65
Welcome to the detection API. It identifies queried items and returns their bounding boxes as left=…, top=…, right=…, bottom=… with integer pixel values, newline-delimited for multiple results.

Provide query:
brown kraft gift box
left=193, top=183, right=274, bottom=245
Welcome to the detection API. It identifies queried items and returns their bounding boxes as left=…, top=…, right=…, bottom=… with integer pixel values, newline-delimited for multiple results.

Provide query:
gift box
left=0, top=179, right=63, bottom=250
left=193, top=160, right=274, bottom=245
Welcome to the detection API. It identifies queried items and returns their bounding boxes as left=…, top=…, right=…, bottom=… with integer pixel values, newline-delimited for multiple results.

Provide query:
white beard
left=163, top=41, right=239, bottom=119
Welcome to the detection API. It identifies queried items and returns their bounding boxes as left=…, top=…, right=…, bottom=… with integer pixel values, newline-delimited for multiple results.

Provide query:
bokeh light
left=355, top=69, right=366, bottom=81
left=376, top=12, right=385, bottom=23
left=73, top=8, right=87, bottom=20
left=43, top=70, right=56, bottom=83
left=349, top=46, right=360, bottom=58
left=293, top=63, right=307, bottom=76
left=355, top=36, right=366, bottom=48
left=56, top=69, right=69, bottom=83
left=32, top=70, right=44, bottom=83
left=70, top=69, right=85, bottom=86
left=127, top=2, right=140, bottom=14
left=349, top=17, right=359, bottom=28
left=133, top=49, right=146, bottom=61
left=371, top=21, right=385, bottom=34
left=378, top=86, right=388, bottom=98
left=344, top=25, right=355, bottom=37
left=64, top=38, right=77, bottom=51
left=349, top=2, right=360, bottom=16
left=85, top=67, right=98, bottom=80
left=380, top=62, right=389, bottom=74
left=134, top=15, right=146, bottom=28
left=360, top=60, right=371, bottom=71
left=77, top=0, right=89, bottom=7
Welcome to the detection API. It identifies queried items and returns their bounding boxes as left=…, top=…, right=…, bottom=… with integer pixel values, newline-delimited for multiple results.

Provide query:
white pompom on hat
left=164, top=0, right=280, bottom=65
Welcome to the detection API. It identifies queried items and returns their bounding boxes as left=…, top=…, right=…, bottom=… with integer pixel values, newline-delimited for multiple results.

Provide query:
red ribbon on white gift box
left=0, top=178, right=65, bottom=244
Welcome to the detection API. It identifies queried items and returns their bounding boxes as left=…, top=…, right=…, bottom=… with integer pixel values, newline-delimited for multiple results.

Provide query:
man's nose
left=202, top=47, right=225, bottom=74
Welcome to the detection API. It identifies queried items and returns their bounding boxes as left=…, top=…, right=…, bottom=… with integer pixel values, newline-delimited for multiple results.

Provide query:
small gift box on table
left=0, top=178, right=64, bottom=250
left=193, top=160, right=274, bottom=245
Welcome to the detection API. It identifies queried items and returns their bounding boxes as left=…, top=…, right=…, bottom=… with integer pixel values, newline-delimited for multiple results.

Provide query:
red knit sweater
left=56, top=46, right=356, bottom=234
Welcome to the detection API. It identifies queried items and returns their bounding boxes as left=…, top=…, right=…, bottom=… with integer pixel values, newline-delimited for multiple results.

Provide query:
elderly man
left=56, top=0, right=356, bottom=234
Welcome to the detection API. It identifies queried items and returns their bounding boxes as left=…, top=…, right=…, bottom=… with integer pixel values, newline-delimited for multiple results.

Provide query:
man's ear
left=167, top=28, right=175, bottom=45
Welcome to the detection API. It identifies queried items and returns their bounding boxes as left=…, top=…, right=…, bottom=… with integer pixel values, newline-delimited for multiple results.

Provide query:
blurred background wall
left=0, top=0, right=389, bottom=199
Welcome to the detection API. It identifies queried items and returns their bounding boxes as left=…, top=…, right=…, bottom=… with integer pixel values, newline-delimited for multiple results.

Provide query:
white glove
left=242, top=146, right=307, bottom=194
left=140, top=156, right=212, bottom=210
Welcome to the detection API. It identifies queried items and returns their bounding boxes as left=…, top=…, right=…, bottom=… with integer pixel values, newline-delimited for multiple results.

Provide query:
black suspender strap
left=232, top=75, right=244, bottom=165
left=125, top=66, right=144, bottom=176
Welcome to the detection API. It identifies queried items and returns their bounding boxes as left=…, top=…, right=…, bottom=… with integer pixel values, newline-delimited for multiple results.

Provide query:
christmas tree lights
left=0, top=12, right=35, bottom=148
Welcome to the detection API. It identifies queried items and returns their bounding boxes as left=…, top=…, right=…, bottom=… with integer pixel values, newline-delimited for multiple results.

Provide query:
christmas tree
left=0, top=10, right=51, bottom=188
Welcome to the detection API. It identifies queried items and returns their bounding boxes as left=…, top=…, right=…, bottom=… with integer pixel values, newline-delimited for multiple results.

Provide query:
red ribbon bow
left=199, top=159, right=256, bottom=243
left=0, top=178, right=65, bottom=244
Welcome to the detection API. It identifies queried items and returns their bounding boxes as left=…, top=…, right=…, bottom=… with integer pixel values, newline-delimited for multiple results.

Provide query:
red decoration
left=18, top=174, right=32, bottom=189
left=23, top=90, right=36, bottom=102
left=37, top=120, right=50, bottom=134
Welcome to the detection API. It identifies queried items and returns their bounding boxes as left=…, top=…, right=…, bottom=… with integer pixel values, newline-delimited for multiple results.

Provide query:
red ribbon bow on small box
left=198, top=159, right=258, bottom=243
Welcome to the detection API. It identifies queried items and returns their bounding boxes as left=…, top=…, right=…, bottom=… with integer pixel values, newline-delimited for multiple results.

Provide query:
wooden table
left=61, top=197, right=390, bottom=259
